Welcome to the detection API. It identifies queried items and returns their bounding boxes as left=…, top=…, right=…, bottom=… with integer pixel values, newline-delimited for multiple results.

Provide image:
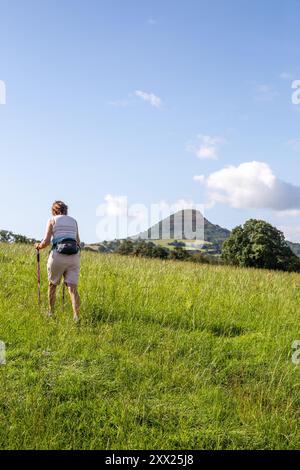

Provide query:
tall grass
left=0, top=243, right=300, bottom=449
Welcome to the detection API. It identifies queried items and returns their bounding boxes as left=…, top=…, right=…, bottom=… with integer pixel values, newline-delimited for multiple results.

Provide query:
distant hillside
left=132, top=209, right=230, bottom=246
left=3, top=212, right=300, bottom=259
left=130, top=210, right=300, bottom=258
left=287, top=241, right=300, bottom=258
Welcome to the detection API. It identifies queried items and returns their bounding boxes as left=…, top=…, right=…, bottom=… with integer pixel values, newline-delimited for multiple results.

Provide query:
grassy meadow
left=0, top=243, right=300, bottom=449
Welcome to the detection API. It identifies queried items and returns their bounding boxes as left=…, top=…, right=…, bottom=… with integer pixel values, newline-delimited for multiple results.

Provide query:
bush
left=190, top=252, right=211, bottom=264
left=133, top=241, right=155, bottom=258
left=152, top=245, right=170, bottom=259
left=117, top=240, right=134, bottom=255
left=170, top=246, right=190, bottom=261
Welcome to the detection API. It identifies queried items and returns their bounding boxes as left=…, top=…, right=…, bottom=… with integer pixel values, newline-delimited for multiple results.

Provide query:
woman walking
left=35, top=201, right=81, bottom=322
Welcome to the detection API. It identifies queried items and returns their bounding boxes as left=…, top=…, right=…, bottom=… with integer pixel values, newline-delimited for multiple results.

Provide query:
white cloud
left=148, top=18, right=158, bottom=25
left=276, top=209, right=300, bottom=217
left=278, top=225, right=300, bottom=243
left=97, top=194, right=128, bottom=217
left=193, top=175, right=205, bottom=183
left=187, top=134, right=225, bottom=160
left=109, top=90, right=163, bottom=109
left=98, top=196, right=204, bottom=220
left=255, top=84, right=278, bottom=101
left=96, top=196, right=207, bottom=240
left=135, top=90, right=162, bottom=108
left=195, top=161, right=300, bottom=211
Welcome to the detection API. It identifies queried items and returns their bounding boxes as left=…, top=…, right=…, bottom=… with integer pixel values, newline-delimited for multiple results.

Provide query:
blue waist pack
left=53, top=238, right=79, bottom=255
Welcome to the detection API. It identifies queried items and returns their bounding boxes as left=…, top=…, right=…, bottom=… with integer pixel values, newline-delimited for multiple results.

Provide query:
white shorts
left=47, top=250, right=80, bottom=286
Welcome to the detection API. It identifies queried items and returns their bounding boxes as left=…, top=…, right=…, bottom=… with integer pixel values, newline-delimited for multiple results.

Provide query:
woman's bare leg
left=48, top=283, right=57, bottom=315
left=67, top=284, right=80, bottom=320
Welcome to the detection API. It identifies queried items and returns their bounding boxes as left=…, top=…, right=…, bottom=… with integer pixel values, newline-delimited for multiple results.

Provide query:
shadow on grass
left=208, top=323, right=245, bottom=337
left=85, top=304, right=247, bottom=339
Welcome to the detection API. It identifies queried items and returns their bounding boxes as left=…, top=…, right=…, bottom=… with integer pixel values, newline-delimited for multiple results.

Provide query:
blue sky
left=1, top=0, right=300, bottom=242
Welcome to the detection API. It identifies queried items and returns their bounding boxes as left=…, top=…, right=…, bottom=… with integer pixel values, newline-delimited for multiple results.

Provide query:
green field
left=0, top=243, right=300, bottom=449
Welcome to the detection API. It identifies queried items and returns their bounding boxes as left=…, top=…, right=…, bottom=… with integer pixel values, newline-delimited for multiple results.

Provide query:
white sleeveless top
left=51, top=215, right=78, bottom=244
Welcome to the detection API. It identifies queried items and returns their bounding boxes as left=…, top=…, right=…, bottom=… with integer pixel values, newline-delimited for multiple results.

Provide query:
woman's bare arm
left=76, top=221, right=81, bottom=245
left=36, top=219, right=53, bottom=250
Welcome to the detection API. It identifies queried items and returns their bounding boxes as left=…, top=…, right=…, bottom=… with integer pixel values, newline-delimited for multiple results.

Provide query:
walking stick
left=36, top=248, right=41, bottom=306
left=62, top=282, right=65, bottom=311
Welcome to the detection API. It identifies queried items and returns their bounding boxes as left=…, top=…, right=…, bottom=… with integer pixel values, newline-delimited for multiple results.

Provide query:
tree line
left=2, top=219, right=300, bottom=272
left=115, top=239, right=223, bottom=265
left=0, top=230, right=37, bottom=245
left=114, top=219, right=300, bottom=272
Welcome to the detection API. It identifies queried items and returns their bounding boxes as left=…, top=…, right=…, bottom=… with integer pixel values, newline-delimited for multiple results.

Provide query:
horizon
left=3, top=206, right=300, bottom=247
left=1, top=0, right=300, bottom=243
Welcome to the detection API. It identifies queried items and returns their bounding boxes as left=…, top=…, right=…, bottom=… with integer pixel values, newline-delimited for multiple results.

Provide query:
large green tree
left=221, top=219, right=300, bottom=272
